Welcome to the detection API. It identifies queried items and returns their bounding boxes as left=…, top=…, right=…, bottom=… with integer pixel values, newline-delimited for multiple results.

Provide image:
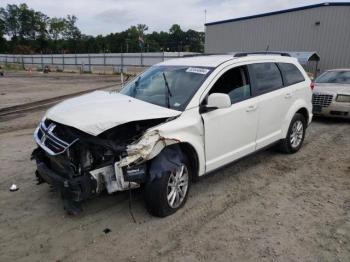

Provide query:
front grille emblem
left=35, top=122, right=78, bottom=156
left=40, top=133, right=46, bottom=144
left=47, top=123, right=56, bottom=134
left=40, top=123, right=55, bottom=145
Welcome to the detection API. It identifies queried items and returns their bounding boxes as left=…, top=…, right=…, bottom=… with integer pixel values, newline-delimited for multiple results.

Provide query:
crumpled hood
left=314, top=83, right=350, bottom=95
left=45, top=91, right=181, bottom=136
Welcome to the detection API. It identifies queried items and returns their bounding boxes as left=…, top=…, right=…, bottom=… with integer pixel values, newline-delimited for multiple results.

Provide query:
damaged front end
left=31, top=117, right=173, bottom=214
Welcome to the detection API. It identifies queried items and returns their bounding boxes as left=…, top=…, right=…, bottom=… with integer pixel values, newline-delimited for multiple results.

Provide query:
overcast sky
left=1, top=0, right=348, bottom=35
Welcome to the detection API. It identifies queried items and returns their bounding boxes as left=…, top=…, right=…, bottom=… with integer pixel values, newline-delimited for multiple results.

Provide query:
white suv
left=32, top=52, right=313, bottom=216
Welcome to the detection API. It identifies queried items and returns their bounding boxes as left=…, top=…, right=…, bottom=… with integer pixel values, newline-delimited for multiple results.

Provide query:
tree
left=0, top=7, right=6, bottom=37
left=49, top=18, right=66, bottom=41
left=136, top=24, right=148, bottom=37
left=0, top=3, right=204, bottom=54
left=169, top=24, right=185, bottom=51
left=63, top=15, right=81, bottom=52
left=184, top=29, right=204, bottom=52
left=0, top=7, right=7, bottom=52
left=49, top=17, right=67, bottom=52
left=64, top=15, right=80, bottom=39
left=3, top=4, right=20, bottom=40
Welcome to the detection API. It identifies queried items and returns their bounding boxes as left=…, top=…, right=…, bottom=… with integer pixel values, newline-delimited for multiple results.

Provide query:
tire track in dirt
left=144, top=122, right=350, bottom=261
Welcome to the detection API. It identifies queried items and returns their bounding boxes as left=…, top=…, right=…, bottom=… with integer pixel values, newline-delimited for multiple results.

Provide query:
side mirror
left=208, top=93, right=231, bottom=109
left=200, top=93, right=231, bottom=113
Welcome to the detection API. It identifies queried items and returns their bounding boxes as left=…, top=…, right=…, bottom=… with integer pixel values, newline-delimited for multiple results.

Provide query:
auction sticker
left=186, top=67, right=210, bottom=75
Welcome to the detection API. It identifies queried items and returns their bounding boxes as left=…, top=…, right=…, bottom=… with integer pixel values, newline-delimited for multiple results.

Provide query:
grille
left=312, top=94, right=333, bottom=108
left=34, top=120, right=79, bottom=155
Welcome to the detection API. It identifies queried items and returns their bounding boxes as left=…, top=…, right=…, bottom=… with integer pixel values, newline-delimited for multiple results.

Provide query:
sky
left=1, top=0, right=349, bottom=35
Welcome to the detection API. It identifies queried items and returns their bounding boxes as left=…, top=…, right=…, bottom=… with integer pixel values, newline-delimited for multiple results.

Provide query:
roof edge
left=205, top=2, right=350, bottom=26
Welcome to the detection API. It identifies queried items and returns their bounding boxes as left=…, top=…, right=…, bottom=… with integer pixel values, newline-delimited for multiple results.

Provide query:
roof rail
left=234, top=52, right=291, bottom=57
left=183, top=53, right=228, bottom=58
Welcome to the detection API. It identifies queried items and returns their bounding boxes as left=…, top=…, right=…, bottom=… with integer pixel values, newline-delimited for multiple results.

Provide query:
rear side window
left=278, top=63, right=305, bottom=86
left=248, top=63, right=283, bottom=96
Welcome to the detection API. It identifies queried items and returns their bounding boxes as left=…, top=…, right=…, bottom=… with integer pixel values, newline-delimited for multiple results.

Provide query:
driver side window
left=209, top=66, right=251, bottom=104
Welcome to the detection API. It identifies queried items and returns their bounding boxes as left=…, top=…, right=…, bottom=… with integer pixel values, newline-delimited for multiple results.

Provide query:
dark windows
left=249, top=63, right=283, bottom=95
left=278, top=63, right=305, bottom=86
left=209, top=66, right=251, bottom=104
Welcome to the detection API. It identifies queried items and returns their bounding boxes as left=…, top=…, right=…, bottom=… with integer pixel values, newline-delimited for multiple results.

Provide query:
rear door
left=248, top=62, right=293, bottom=150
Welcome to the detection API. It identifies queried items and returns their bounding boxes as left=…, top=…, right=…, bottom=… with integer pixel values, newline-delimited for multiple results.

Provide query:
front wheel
left=279, top=113, right=306, bottom=154
left=144, top=150, right=191, bottom=217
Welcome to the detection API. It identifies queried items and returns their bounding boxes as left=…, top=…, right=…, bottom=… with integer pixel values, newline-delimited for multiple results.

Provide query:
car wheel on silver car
left=279, top=113, right=307, bottom=154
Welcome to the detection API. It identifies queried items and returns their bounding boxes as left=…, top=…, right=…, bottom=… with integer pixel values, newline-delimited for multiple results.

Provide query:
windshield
left=315, top=71, right=350, bottom=84
left=120, top=66, right=212, bottom=111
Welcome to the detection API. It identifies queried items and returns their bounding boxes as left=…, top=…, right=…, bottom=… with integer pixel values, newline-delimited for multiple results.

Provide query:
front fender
left=118, top=108, right=206, bottom=176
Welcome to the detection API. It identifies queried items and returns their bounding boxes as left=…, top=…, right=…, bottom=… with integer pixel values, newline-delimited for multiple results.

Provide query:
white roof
left=158, top=54, right=298, bottom=68
left=159, top=55, right=234, bottom=67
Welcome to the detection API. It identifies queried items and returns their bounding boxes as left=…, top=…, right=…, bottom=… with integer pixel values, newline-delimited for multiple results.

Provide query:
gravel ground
left=0, top=71, right=120, bottom=109
left=0, top=74, right=349, bottom=262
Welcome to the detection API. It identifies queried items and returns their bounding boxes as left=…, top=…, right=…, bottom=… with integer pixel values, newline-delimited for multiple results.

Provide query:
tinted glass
left=315, top=71, right=350, bottom=84
left=249, top=63, right=283, bottom=95
left=278, top=63, right=305, bottom=86
left=120, top=65, right=212, bottom=110
left=209, top=66, right=251, bottom=104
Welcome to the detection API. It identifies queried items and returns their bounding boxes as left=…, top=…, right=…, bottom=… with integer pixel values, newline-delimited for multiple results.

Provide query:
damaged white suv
left=32, top=52, right=313, bottom=217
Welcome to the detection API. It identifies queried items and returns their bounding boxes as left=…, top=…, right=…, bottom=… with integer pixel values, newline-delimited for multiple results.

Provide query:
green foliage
left=0, top=3, right=204, bottom=54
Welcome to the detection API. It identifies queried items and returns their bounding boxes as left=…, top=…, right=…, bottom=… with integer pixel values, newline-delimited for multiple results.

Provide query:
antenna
left=265, top=44, right=270, bottom=53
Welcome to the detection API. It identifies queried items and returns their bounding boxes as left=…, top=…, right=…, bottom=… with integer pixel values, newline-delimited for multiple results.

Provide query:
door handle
left=285, top=93, right=292, bottom=99
left=246, top=104, right=258, bottom=112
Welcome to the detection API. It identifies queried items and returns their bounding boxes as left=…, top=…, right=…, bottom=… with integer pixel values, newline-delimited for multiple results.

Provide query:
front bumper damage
left=32, top=148, right=146, bottom=214
left=32, top=120, right=179, bottom=214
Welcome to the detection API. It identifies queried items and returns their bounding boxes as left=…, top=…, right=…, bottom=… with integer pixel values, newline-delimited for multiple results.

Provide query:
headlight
left=336, top=95, right=350, bottom=103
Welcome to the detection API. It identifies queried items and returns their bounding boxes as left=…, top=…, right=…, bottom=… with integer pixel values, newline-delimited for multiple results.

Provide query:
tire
left=279, top=113, right=307, bottom=154
left=144, top=152, right=191, bottom=217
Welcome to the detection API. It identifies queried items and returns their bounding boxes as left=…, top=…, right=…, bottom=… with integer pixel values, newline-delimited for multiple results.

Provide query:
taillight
left=310, top=82, right=315, bottom=90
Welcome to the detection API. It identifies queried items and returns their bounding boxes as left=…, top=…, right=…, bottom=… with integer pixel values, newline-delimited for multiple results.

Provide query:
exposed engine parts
left=31, top=117, right=179, bottom=214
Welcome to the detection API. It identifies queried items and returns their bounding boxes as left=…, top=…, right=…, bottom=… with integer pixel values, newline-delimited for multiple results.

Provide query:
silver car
left=312, top=69, right=350, bottom=118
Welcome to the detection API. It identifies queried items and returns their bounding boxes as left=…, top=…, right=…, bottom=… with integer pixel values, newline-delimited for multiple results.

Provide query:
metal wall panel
left=205, top=6, right=350, bottom=73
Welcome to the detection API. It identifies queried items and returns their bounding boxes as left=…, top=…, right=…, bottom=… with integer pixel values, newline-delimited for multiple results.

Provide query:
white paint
left=45, top=91, right=181, bottom=136
left=39, top=54, right=313, bottom=178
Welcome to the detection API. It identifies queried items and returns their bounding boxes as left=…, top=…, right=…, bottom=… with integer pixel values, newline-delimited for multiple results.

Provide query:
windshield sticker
left=186, top=67, right=210, bottom=75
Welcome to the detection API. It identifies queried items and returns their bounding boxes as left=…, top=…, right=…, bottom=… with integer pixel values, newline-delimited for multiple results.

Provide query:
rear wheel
left=279, top=113, right=306, bottom=154
left=145, top=154, right=190, bottom=217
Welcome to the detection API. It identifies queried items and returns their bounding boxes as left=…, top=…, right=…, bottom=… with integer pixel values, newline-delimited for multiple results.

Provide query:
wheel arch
left=295, top=107, right=309, bottom=124
left=178, top=142, right=200, bottom=182
left=282, top=99, right=311, bottom=138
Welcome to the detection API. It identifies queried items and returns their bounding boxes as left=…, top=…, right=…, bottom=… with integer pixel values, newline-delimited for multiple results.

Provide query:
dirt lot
left=0, top=71, right=120, bottom=109
left=0, top=73, right=349, bottom=262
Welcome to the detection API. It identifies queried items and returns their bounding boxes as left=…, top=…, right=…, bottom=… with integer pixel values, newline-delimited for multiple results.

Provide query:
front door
left=201, top=66, right=259, bottom=172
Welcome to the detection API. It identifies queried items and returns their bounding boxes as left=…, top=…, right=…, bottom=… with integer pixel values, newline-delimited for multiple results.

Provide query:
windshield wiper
left=132, top=76, right=141, bottom=97
left=162, top=72, right=172, bottom=108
